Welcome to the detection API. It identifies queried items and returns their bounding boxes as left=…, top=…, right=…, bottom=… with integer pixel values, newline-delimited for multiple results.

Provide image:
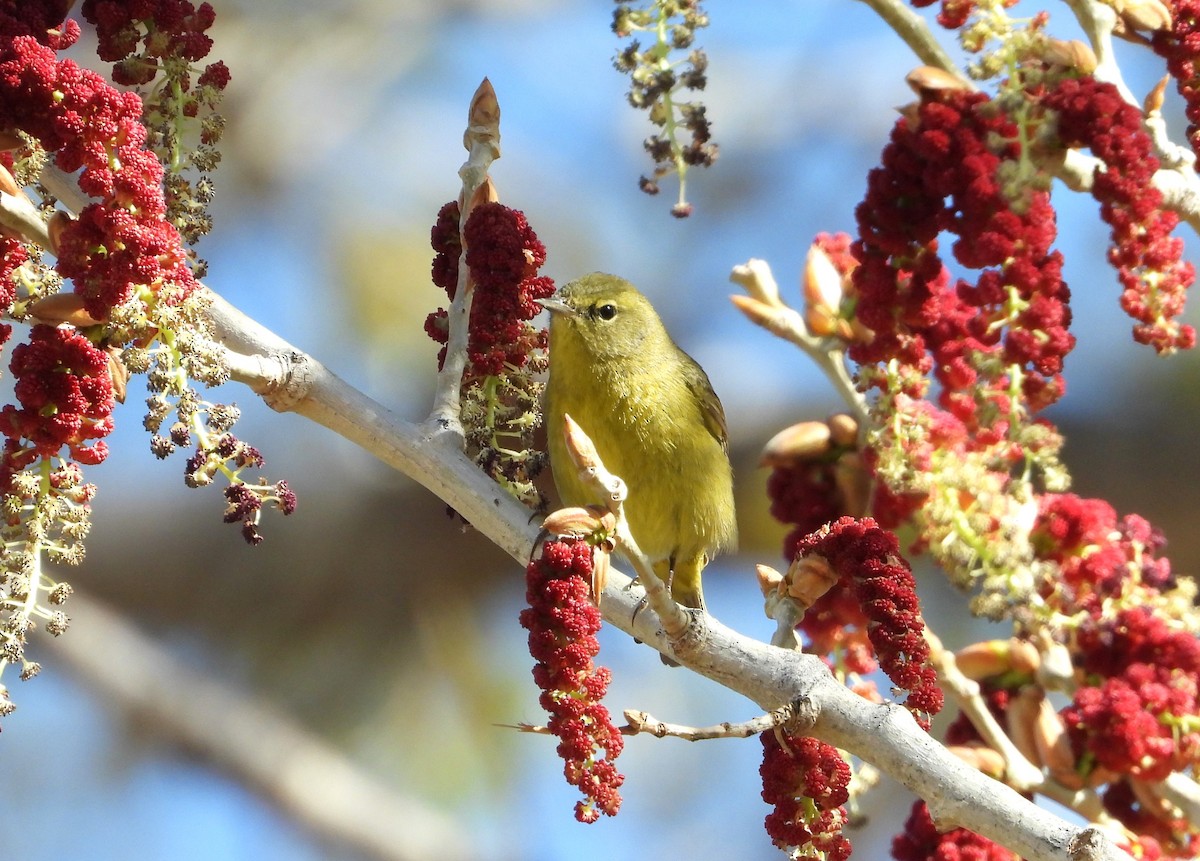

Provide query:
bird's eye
left=596, top=303, right=617, bottom=321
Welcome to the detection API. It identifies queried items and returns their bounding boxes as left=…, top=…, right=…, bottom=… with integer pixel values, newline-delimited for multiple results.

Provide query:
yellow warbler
left=540, top=273, right=736, bottom=610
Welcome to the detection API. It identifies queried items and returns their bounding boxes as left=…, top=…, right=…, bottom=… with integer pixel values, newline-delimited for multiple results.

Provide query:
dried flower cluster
left=520, top=539, right=624, bottom=823
left=426, top=200, right=554, bottom=508
left=760, top=731, right=853, bottom=860
left=612, top=0, right=715, bottom=217
left=0, top=1, right=288, bottom=721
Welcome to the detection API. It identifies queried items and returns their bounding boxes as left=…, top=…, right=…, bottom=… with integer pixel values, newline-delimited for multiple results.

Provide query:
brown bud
left=905, top=66, right=972, bottom=97
left=827, top=413, right=858, bottom=448
left=947, top=743, right=1006, bottom=779
left=47, top=210, right=72, bottom=257
left=729, top=292, right=782, bottom=330
left=0, top=130, right=22, bottom=150
left=833, top=451, right=871, bottom=518
left=895, top=101, right=922, bottom=125
left=1042, top=38, right=1097, bottom=74
left=0, top=161, right=19, bottom=197
left=784, top=554, right=839, bottom=608
left=1145, top=75, right=1170, bottom=115
left=730, top=258, right=783, bottom=308
left=756, top=563, right=784, bottom=597
left=804, top=244, right=844, bottom=314
left=760, top=421, right=832, bottom=467
left=1120, top=0, right=1172, bottom=32
left=463, top=77, right=500, bottom=151
left=805, top=302, right=840, bottom=338
left=955, top=639, right=1016, bottom=680
left=541, top=505, right=616, bottom=538
left=1005, top=686, right=1044, bottom=771
left=562, top=413, right=602, bottom=474
left=590, top=546, right=611, bottom=603
left=106, top=347, right=129, bottom=404
left=1033, top=694, right=1082, bottom=789
left=848, top=318, right=874, bottom=344
left=26, top=293, right=101, bottom=327
left=955, top=637, right=1040, bottom=679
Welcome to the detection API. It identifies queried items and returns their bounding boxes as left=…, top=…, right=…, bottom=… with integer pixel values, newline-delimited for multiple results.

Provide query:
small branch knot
left=261, top=351, right=314, bottom=413
left=1066, top=826, right=1113, bottom=860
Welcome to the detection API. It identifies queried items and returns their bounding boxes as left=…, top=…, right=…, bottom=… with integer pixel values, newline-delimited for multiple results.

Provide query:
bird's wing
left=681, top=357, right=729, bottom=452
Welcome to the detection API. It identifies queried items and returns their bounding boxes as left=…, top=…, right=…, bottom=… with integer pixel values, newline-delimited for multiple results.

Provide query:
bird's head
left=538, top=272, right=667, bottom=361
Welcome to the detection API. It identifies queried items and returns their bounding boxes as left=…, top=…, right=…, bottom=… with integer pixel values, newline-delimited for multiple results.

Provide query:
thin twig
left=427, top=78, right=501, bottom=442
left=855, top=0, right=971, bottom=83
left=729, top=259, right=870, bottom=433
left=926, top=629, right=1045, bottom=791
left=510, top=702, right=803, bottom=741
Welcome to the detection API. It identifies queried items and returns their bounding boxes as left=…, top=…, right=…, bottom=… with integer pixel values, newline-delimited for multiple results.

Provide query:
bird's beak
left=536, top=297, right=576, bottom=317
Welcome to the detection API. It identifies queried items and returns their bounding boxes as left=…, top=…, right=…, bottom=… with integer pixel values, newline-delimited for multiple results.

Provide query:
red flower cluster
left=429, top=200, right=460, bottom=286
left=1043, top=77, right=1196, bottom=353
left=852, top=88, right=1073, bottom=421
left=519, top=539, right=624, bottom=823
left=759, top=732, right=852, bottom=860
left=426, top=200, right=555, bottom=376
left=462, top=202, right=555, bottom=376
left=1153, top=0, right=1200, bottom=171
left=58, top=202, right=194, bottom=319
left=908, top=0, right=977, bottom=29
left=1032, top=493, right=1174, bottom=604
left=1103, top=780, right=1193, bottom=858
left=892, top=800, right=1016, bottom=861
left=766, top=462, right=844, bottom=561
left=0, top=323, right=114, bottom=468
left=794, top=517, right=943, bottom=725
left=82, top=0, right=225, bottom=88
left=798, top=577, right=877, bottom=678
left=0, top=234, right=24, bottom=322
left=0, top=30, right=197, bottom=321
left=1063, top=607, right=1200, bottom=782
left=0, top=2, right=79, bottom=45
left=1065, top=669, right=1197, bottom=781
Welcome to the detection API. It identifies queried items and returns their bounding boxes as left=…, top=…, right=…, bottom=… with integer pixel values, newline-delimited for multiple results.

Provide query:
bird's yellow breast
left=544, top=326, right=735, bottom=562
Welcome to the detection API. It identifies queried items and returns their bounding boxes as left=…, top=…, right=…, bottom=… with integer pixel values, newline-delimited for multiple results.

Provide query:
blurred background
left=6, top=1, right=1200, bottom=859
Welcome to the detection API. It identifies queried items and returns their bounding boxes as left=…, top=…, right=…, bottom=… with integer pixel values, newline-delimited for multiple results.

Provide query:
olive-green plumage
left=542, top=272, right=736, bottom=610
